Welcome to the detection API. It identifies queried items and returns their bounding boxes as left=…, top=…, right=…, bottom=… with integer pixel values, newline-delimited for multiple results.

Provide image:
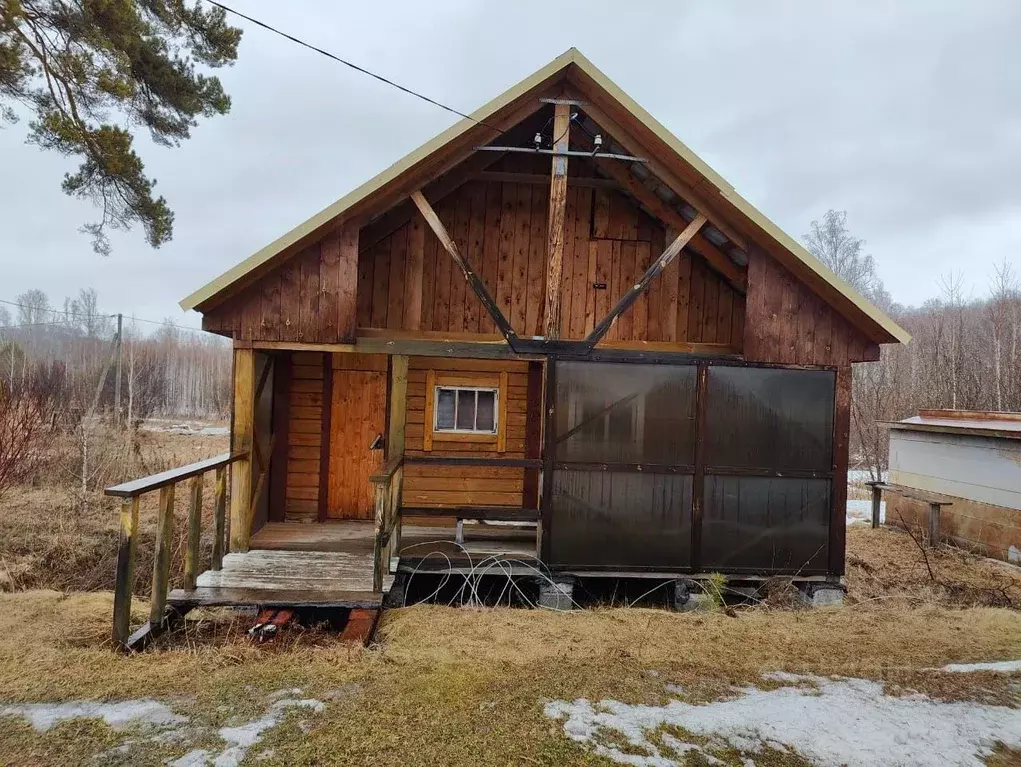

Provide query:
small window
left=434, top=386, right=499, bottom=434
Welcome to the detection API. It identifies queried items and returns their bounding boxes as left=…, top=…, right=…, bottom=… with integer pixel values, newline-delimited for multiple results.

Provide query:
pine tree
left=0, top=0, right=241, bottom=254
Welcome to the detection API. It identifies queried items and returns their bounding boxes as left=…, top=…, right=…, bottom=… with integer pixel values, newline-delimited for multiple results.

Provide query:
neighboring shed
left=887, top=410, right=1021, bottom=564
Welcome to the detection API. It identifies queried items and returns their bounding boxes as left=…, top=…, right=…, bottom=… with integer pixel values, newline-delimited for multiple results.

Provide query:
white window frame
left=433, top=385, right=500, bottom=435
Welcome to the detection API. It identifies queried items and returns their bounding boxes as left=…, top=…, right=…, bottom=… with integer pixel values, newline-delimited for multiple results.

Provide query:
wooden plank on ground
left=340, top=607, right=381, bottom=646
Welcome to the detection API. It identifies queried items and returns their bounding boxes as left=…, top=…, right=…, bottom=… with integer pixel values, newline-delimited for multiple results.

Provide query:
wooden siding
left=203, top=226, right=358, bottom=343
left=743, top=246, right=879, bottom=366
left=282, top=352, right=325, bottom=522
left=404, top=357, right=531, bottom=508
left=889, top=493, right=1021, bottom=564
left=357, top=156, right=746, bottom=347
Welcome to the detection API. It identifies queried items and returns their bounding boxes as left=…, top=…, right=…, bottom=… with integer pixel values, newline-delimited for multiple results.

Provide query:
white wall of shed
left=888, top=429, right=1021, bottom=511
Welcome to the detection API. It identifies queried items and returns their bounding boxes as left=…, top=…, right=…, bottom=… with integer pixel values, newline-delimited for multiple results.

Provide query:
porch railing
left=369, top=454, right=404, bottom=592
left=104, top=450, right=247, bottom=649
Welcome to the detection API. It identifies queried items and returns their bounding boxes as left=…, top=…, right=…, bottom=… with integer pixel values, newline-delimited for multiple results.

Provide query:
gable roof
left=180, top=48, right=909, bottom=345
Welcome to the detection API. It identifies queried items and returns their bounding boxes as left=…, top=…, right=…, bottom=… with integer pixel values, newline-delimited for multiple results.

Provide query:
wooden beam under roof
left=359, top=149, right=508, bottom=253
left=470, top=171, right=618, bottom=189
left=586, top=146, right=746, bottom=292
left=570, top=95, right=749, bottom=252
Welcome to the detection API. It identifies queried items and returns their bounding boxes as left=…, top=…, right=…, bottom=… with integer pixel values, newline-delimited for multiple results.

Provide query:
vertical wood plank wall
left=203, top=224, right=358, bottom=343
left=356, top=172, right=745, bottom=346
left=282, top=352, right=325, bottom=522
left=743, top=247, right=880, bottom=366
left=403, top=357, right=531, bottom=508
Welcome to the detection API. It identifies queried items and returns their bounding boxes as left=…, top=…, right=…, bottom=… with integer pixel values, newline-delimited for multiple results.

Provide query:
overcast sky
left=2, top=0, right=1018, bottom=329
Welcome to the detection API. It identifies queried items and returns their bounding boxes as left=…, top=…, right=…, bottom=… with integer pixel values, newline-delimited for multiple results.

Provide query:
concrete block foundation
left=538, top=578, right=575, bottom=610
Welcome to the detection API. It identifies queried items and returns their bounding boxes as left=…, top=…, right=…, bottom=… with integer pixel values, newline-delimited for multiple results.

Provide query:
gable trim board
left=181, top=48, right=908, bottom=348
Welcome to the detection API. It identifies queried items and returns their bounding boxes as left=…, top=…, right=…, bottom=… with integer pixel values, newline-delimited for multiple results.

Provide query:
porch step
left=168, top=586, right=383, bottom=610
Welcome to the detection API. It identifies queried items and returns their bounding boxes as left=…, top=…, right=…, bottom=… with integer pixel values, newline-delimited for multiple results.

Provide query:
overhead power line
left=0, top=297, right=208, bottom=336
left=203, top=0, right=504, bottom=133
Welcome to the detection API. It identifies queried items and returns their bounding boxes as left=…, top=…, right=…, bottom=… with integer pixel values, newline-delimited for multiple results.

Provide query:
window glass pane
left=455, top=390, right=476, bottom=430
left=476, top=390, right=496, bottom=432
left=436, top=389, right=455, bottom=430
left=549, top=470, right=692, bottom=568
left=705, top=367, right=834, bottom=471
left=554, top=361, right=696, bottom=465
left=701, top=476, right=830, bottom=572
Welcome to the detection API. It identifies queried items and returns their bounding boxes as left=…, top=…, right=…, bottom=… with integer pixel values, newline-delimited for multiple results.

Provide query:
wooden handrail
left=369, top=454, right=404, bottom=485
left=104, top=451, right=248, bottom=498
left=110, top=451, right=243, bottom=650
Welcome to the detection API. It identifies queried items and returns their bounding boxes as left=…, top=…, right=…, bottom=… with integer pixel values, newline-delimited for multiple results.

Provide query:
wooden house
left=883, top=410, right=1021, bottom=564
left=106, top=49, right=908, bottom=646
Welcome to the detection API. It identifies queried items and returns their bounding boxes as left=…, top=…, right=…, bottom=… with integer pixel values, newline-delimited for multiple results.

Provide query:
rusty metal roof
left=888, top=410, right=1021, bottom=440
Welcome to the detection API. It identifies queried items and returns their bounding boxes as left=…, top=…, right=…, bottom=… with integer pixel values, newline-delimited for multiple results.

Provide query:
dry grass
left=0, top=590, right=1018, bottom=765
left=846, top=525, right=1021, bottom=608
left=0, top=427, right=227, bottom=594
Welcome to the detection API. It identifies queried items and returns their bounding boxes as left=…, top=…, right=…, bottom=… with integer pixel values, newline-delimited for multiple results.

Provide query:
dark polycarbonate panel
left=549, top=470, right=692, bottom=568
left=701, top=476, right=830, bottom=572
left=554, top=361, right=697, bottom=465
left=705, top=367, right=834, bottom=471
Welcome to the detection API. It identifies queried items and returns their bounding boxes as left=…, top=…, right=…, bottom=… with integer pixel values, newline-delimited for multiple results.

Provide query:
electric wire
left=202, top=0, right=506, bottom=134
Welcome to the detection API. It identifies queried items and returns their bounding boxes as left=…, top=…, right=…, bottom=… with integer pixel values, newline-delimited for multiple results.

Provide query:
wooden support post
left=928, top=502, right=941, bottom=548
left=212, top=465, right=227, bottom=570
left=387, top=356, right=409, bottom=458
left=586, top=215, right=707, bottom=347
left=522, top=361, right=544, bottom=510
left=387, top=355, right=408, bottom=560
left=829, top=366, right=851, bottom=576
left=112, top=495, right=139, bottom=647
left=372, top=482, right=386, bottom=593
left=543, top=102, right=571, bottom=339
left=229, top=347, right=255, bottom=553
left=411, top=190, right=518, bottom=343
left=184, top=474, right=203, bottom=590
left=150, top=484, right=175, bottom=625
left=871, top=483, right=883, bottom=529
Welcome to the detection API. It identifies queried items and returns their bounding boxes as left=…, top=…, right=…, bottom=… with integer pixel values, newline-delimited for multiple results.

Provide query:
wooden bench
left=400, top=506, right=540, bottom=545
left=867, top=481, right=953, bottom=546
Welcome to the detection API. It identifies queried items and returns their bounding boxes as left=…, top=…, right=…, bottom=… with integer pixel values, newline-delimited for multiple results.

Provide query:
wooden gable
left=353, top=153, right=745, bottom=349
left=199, top=52, right=894, bottom=366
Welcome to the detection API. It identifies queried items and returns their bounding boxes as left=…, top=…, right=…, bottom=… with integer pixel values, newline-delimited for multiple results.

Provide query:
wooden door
left=327, top=357, right=387, bottom=519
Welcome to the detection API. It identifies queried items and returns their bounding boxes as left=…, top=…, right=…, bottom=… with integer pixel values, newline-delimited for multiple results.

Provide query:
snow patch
left=846, top=499, right=884, bottom=526
left=141, top=420, right=228, bottom=436
left=545, top=674, right=1021, bottom=767
left=941, top=660, right=1021, bottom=674
left=173, top=698, right=323, bottom=767
left=3, top=690, right=323, bottom=766
left=0, top=699, right=185, bottom=732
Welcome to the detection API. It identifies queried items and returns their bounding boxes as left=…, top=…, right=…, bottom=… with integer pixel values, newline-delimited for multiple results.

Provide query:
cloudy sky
left=2, top=0, right=1018, bottom=329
